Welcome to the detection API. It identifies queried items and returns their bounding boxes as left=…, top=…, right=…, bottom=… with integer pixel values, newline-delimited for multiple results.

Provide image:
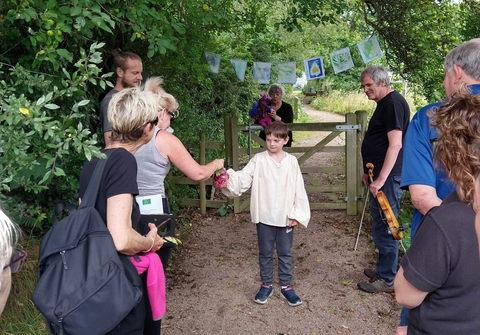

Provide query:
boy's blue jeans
left=256, top=223, right=294, bottom=286
left=369, top=175, right=402, bottom=284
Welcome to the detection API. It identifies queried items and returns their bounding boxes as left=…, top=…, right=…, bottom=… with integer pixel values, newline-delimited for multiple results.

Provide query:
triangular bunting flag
left=230, top=59, right=247, bottom=81
left=278, top=61, right=296, bottom=84
left=253, top=62, right=271, bottom=84
left=357, top=35, right=383, bottom=64
left=330, top=47, right=354, bottom=74
left=304, top=56, right=325, bottom=81
left=205, top=51, right=221, bottom=73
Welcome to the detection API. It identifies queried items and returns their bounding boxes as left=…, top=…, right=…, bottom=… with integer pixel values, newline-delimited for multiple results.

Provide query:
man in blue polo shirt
left=395, top=38, right=480, bottom=335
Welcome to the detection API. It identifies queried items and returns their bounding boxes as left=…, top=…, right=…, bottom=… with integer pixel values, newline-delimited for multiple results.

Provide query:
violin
left=366, top=163, right=403, bottom=240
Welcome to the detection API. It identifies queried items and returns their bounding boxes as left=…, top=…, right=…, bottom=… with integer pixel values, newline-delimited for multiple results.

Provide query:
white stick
left=354, top=187, right=369, bottom=251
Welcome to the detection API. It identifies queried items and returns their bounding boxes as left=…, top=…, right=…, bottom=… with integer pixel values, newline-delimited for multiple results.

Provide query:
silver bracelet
left=144, top=236, right=155, bottom=253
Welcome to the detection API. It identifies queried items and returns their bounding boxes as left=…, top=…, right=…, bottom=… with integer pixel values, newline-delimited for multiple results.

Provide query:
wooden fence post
left=199, top=132, right=206, bottom=215
left=223, top=114, right=241, bottom=212
left=293, top=97, right=299, bottom=120
left=356, top=110, right=368, bottom=214
left=345, top=113, right=358, bottom=215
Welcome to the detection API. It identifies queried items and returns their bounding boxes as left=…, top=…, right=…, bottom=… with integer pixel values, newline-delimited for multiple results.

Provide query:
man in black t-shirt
left=357, top=66, right=410, bottom=294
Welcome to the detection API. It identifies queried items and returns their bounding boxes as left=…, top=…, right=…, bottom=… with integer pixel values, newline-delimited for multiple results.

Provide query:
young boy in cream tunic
left=220, top=121, right=310, bottom=306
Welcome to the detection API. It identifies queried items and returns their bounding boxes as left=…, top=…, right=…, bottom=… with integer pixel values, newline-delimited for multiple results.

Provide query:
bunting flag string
left=204, top=34, right=384, bottom=82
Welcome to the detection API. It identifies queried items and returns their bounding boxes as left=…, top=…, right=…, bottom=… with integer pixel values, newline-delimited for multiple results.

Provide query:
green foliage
left=274, top=0, right=345, bottom=32
left=309, top=87, right=423, bottom=118
left=359, top=0, right=467, bottom=100
left=310, top=90, right=376, bottom=115
left=218, top=204, right=234, bottom=216
left=1, top=0, right=268, bottom=230
left=0, top=43, right=107, bottom=231
left=460, top=0, right=480, bottom=40
left=398, top=192, right=414, bottom=251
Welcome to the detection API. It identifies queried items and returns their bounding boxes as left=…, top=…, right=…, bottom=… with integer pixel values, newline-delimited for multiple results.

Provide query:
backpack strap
left=52, top=201, right=77, bottom=225
left=79, top=150, right=116, bottom=209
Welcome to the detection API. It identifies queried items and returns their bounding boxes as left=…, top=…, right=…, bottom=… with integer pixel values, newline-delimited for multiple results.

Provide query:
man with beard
left=100, top=49, right=143, bottom=146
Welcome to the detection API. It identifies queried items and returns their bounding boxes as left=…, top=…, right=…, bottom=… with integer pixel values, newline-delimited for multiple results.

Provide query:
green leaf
left=62, top=68, right=71, bottom=80
left=44, top=104, right=60, bottom=110
left=89, top=52, right=102, bottom=64
left=171, top=21, right=186, bottom=34
left=70, top=6, right=82, bottom=16
left=56, top=49, right=73, bottom=62
left=59, top=6, right=70, bottom=14
left=46, top=0, right=57, bottom=10
left=53, top=167, right=66, bottom=177
left=77, top=100, right=89, bottom=107
left=36, top=96, right=45, bottom=106
left=74, top=17, right=86, bottom=30
left=40, top=170, right=52, bottom=184
left=85, top=148, right=92, bottom=161
left=91, top=16, right=113, bottom=34
left=24, top=8, right=37, bottom=20
left=45, top=92, right=53, bottom=103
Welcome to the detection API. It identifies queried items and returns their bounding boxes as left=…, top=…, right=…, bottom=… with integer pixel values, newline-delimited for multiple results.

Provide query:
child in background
left=249, top=92, right=274, bottom=128
left=219, top=121, right=310, bottom=306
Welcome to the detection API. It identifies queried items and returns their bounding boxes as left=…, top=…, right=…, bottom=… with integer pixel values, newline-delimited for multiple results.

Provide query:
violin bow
left=353, top=185, right=369, bottom=251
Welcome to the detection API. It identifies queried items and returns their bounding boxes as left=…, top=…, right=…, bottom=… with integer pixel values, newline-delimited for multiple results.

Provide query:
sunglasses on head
left=167, top=110, right=178, bottom=121
left=3, top=248, right=27, bottom=274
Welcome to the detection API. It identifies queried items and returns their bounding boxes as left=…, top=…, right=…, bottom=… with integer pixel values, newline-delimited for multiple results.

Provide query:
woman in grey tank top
left=134, top=77, right=224, bottom=335
left=135, top=77, right=224, bottom=198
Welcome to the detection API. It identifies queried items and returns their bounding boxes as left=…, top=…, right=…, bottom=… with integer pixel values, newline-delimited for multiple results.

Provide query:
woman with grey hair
left=79, top=84, right=164, bottom=334
left=0, top=209, right=25, bottom=316
left=259, top=83, right=294, bottom=147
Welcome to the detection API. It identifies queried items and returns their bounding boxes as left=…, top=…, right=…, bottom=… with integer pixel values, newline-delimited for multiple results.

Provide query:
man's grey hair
left=360, top=66, right=391, bottom=87
left=444, top=38, right=480, bottom=81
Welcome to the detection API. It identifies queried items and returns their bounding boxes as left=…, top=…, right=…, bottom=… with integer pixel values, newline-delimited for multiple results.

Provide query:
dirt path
left=162, top=102, right=400, bottom=335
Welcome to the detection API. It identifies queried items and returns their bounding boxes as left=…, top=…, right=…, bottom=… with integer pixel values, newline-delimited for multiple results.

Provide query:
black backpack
left=32, top=155, right=142, bottom=335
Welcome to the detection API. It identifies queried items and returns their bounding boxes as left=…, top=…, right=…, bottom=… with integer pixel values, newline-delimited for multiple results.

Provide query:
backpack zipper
left=60, top=250, right=68, bottom=270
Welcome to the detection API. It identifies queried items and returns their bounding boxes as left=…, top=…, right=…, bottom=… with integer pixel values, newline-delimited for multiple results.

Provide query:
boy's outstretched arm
left=219, top=156, right=257, bottom=198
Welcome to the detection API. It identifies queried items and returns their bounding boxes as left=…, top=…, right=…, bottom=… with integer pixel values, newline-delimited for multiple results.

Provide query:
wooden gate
left=224, top=112, right=367, bottom=215
left=173, top=111, right=367, bottom=215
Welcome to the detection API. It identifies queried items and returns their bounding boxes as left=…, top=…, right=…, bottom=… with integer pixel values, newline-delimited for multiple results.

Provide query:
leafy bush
left=0, top=43, right=108, bottom=231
